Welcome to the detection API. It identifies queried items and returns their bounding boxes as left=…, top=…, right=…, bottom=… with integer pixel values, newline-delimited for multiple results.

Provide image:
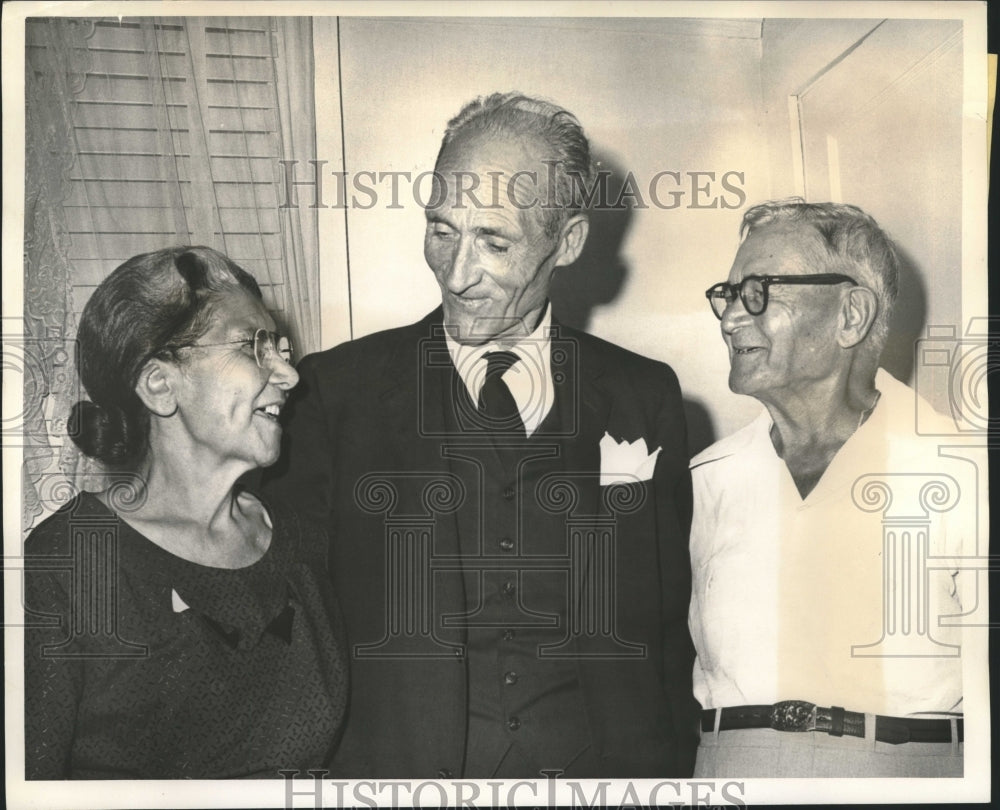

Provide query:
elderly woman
left=24, top=247, right=347, bottom=779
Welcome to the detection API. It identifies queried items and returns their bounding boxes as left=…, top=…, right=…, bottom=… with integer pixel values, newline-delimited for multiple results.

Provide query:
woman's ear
left=134, top=359, right=179, bottom=418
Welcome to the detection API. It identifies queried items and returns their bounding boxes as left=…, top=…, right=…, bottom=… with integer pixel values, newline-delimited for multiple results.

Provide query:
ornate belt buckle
left=770, top=700, right=817, bottom=732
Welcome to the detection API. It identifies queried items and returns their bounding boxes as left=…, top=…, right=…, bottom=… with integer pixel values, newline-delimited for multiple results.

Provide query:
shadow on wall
left=549, top=150, right=632, bottom=334
left=549, top=150, right=718, bottom=458
left=683, top=398, right=716, bottom=459
left=880, top=243, right=928, bottom=387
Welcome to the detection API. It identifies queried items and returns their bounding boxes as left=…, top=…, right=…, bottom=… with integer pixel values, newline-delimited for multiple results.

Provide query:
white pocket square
left=599, top=432, right=661, bottom=486
left=171, top=589, right=191, bottom=613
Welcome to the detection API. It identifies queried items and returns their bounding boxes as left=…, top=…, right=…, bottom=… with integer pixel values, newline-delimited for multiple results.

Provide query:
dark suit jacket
left=263, top=307, right=697, bottom=778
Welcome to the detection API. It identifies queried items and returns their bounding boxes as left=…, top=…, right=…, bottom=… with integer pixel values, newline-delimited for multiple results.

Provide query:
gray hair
left=70, top=246, right=262, bottom=468
left=741, top=199, right=900, bottom=356
left=436, top=91, right=595, bottom=236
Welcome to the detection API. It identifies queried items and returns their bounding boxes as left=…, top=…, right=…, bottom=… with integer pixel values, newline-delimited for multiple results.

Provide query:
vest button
left=503, top=484, right=516, bottom=500
left=502, top=629, right=515, bottom=641
left=499, top=536, right=515, bottom=552
left=507, top=716, right=521, bottom=731
left=501, top=580, right=516, bottom=596
left=437, top=768, right=453, bottom=778
left=504, top=671, right=518, bottom=685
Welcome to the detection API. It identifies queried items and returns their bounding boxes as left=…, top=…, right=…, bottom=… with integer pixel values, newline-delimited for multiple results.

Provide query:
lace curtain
left=22, top=17, right=321, bottom=531
left=23, top=18, right=93, bottom=532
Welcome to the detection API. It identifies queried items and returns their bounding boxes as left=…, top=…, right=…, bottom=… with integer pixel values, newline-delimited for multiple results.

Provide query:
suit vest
left=442, top=367, right=596, bottom=777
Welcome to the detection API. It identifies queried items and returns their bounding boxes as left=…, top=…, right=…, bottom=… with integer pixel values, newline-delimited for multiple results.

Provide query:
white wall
left=333, top=16, right=770, bottom=451
left=315, top=15, right=972, bottom=453
left=759, top=18, right=965, bottom=417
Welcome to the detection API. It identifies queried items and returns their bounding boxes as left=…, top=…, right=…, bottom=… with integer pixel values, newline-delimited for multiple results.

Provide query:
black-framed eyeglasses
left=705, top=274, right=858, bottom=319
left=173, top=328, right=293, bottom=367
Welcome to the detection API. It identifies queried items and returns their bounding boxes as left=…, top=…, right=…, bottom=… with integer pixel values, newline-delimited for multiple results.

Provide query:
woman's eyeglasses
left=705, top=274, right=858, bottom=319
left=173, top=328, right=293, bottom=368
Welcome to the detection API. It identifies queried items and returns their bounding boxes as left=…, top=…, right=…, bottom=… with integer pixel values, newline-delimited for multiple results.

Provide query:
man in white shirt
left=690, top=200, right=969, bottom=777
left=266, top=92, right=698, bottom=778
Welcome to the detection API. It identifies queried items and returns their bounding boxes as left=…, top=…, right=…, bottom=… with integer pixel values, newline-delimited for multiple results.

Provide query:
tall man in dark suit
left=264, top=92, right=697, bottom=778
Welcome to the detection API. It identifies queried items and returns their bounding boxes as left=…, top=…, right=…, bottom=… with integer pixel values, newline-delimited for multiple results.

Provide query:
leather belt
left=701, top=701, right=963, bottom=745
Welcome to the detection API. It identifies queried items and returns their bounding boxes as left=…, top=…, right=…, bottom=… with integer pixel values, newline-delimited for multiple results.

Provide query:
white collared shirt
left=444, top=306, right=554, bottom=437
left=688, top=369, right=970, bottom=716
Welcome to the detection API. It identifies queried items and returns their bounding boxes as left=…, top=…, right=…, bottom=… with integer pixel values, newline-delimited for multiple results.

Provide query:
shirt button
left=503, top=484, right=516, bottom=500
left=438, top=768, right=453, bottom=779
left=504, top=671, right=518, bottom=685
left=499, top=536, right=515, bottom=552
left=507, top=716, right=521, bottom=731
left=501, top=580, right=516, bottom=596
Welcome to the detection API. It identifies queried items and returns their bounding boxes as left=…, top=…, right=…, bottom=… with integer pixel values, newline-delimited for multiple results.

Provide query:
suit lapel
left=377, top=313, right=615, bottom=647
left=375, top=309, right=453, bottom=469
left=549, top=324, right=611, bottom=655
left=554, top=322, right=609, bottom=518
left=376, top=311, right=468, bottom=640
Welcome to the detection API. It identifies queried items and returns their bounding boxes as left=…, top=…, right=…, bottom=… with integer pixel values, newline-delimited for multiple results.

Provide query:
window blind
left=26, top=16, right=288, bottom=321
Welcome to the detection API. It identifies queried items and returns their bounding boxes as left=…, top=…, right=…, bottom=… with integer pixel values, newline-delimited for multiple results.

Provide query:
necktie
left=478, top=351, right=525, bottom=437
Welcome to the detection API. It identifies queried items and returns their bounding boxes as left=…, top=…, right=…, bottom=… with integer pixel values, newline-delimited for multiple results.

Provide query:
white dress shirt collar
left=444, top=305, right=555, bottom=437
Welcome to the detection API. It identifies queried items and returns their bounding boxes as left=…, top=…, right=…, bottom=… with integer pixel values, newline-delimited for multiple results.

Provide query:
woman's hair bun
left=68, top=399, right=132, bottom=466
